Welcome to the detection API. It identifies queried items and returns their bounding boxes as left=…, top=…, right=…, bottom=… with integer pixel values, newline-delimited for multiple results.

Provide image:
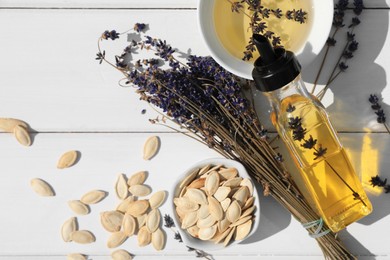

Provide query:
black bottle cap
left=251, top=34, right=301, bottom=92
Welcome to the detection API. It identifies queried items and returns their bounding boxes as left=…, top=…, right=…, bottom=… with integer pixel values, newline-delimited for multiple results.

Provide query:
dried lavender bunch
left=97, top=25, right=356, bottom=259
left=228, top=0, right=307, bottom=61
left=368, top=94, right=390, bottom=134
left=312, top=0, right=364, bottom=100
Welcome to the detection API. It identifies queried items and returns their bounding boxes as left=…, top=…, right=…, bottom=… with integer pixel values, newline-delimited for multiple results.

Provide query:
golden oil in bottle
left=213, top=0, right=313, bottom=61
left=271, top=94, right=372, bottom=232
left=252, top=34, right=372, bottom=233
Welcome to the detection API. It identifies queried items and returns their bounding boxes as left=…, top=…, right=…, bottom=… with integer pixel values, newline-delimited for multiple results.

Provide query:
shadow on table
left=339, top=230, right=376, bottom=259
left=240, top=181, right=292, bottom=244
left=303, top=5, right=390, bottom=133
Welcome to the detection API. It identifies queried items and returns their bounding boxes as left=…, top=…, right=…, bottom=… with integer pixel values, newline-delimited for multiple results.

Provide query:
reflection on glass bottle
left=252, top=34, right=372, bottom=232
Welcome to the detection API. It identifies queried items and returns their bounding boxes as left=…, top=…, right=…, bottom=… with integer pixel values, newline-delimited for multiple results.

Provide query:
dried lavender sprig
left=310, top=0, right=349, bottom=95
left=369, top=175, right=390, bottom=193
left=316, top=1, right=364, bottom=100
left=227, top=0, right=307, bottom=61
left=368, top=94, right=390, bottom=134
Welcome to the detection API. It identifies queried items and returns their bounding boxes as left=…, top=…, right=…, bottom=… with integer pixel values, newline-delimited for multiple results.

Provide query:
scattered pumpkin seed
left=70, top=230, right=95, bottom=244
left=30, top=178, right=55, bottom=196
left=80, top=190, right=106, bottom=204
left=143, top=136, right=159, bottom=160
left=61, top=217, right=77, bottom=242
left=68, top=200, right=90, bottom=215
left=13, top=125, right=31, bottom=146
left=57, top=150, right=78, bottom=169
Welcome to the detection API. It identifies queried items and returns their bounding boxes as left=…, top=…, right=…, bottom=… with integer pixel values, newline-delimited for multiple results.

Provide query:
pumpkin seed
left=173, top=197, right=199, bottom=212
left=61, top=217, right=77, bottom=242
left=187, top=225, right=199, bottom=238
left=128, top=184, right=151, bottom=197
left=100, top=211, right=124, bottom=232
left=146, top=209, right=160, bottom=233
left=185, top=188, right=207, bottom=205
left=198, top=164, right=211, bottom=176
left=152, top=228, right=165, bottom=251
left=181, top=211, right=198, bottom=229
left=126, top=200, right=149, bottom=217
left=68, top=200, right=90, bottom=215
left=175, top=206, right=187, bottom=221
left=70, top=230, right=95, bottom=244
left=226, top=200, right=241, bottom=223
left=107, top=231, right=127, bottom=248
left=218, top=168, right=238, bottom=180
left=187, top=178, right=206, bottom=189
left=30, top=178, right=55, bottom=196
left=13, top=125, right=31, bottom=146
left=137, top=213, right=147, bottom=228
left=115, top=174, right=128, bottom=200
left=242, top=197, right=255, bottom=211
left=179, top=168, right=199, bottom=189
left=205, top=171, right=220, bottom=195
left=67, top=253, right=87, bottom=260
left=57, top=150, right=78, bottom=169
left=235, top=219, right=252, bottom=241
left=137, top=226, right=151, bottom=247
left=232, top=186, right=249, bottom=207
left=197, top=214, right=216, bottom=229
left=0, top=118, right=28, bottom=132
left=143, top=136, right=159, bottom=160
left=223, top=226, right=236, bottom=247
left=116, top=196, right=135, bottom=213
left=217, top=217, right=231, bottom=233
left=198, top=225, right=217, bottom=240
left=223, top=177, right=242, bottom=188
left=111, top=249, right=132, bottom=260
left=122, top=214, right=136, bottom=237
left=197, top=204, right=210, bottom=219
left=205, top=165, right=223, bottom=175
left=208, top=196, right=223, bottom=221
left=149, top=191, right=166, bottom=209
left=80, top=190, right=106, bottom=204
left=127, top=171, right=147, bottom=186
left=220, top=198, right=231, bottom=212
left=214, top=227, right=232, bottom=244
left=213, top=186, right=231, bottom=202
left=240, top=178, right=254, bottom=196
left=230, top=215, right=252, bottom=227
left=241, top=205, right=255, bottom=219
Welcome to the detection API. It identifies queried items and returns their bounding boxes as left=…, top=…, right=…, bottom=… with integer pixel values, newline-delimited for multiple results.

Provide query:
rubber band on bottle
left=302, top=218, right=331, bottom=238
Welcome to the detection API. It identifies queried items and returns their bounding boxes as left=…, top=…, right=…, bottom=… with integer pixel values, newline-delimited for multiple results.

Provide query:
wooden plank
left=0, top=0, right=388, bottom=9
left=0, top=132, right=388, bottom=257
left=0, top=9, right=389, bottom=132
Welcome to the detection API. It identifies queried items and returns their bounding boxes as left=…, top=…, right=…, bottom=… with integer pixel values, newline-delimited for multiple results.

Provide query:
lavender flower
left=369, top=94, right=389, bottom=129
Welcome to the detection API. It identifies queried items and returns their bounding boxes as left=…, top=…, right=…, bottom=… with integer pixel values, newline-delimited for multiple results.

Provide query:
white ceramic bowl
left=198, top=0, right=334, bottom=79
left=170, top=158, right=260, bottom=250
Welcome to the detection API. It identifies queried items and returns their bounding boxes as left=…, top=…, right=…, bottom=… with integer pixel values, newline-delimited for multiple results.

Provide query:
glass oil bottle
left=251, top=34, right=372, bottom=232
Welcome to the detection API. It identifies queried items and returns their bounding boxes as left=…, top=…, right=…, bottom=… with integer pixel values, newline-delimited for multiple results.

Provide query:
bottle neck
left=263, top=74, right=308, bottom=111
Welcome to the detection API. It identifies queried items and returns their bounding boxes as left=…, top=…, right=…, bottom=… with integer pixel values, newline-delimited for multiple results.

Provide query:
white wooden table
left=1, top=0, right=390, bottom=259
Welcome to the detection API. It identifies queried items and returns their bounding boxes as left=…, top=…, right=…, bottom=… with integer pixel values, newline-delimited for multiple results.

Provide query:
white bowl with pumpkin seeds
left=171, top=158, right=260, bottom=250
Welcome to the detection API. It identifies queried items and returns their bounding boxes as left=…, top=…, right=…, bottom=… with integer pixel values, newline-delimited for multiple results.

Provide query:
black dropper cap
left=252, top=34, right=301, bottom=92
